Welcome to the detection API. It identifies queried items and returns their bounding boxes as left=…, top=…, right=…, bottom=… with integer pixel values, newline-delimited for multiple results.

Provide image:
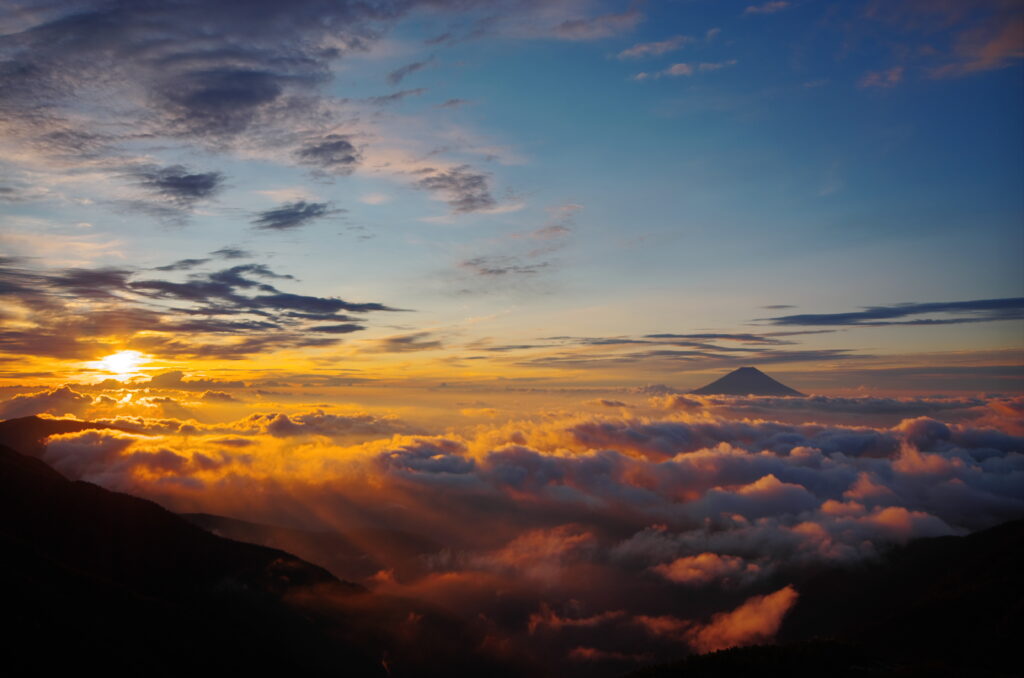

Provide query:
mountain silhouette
left=0, top=414, right=132, bottom=457
left=691, top=366, right=805, bottom=396
left=183, top=512, right=443, bottom=582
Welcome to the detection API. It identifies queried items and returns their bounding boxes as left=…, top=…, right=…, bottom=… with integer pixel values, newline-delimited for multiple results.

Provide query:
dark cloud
left=295, top=134, right=361, bottom=173
left=416, top=165, right=496, bottom=213
left=367, top=87, right=427, bottom=105
left=0, top=257, right=398, bottom=360
left=645, top=333, right=789, bottom=345
left=764, top=297, right=1024, bottom=327
left=154, top=258, right=211, bottom=272
left=209, top=246, right=253, bottom=260
left=438, top=98, right=470, bottom=108
left=386, top=57, right=434, bottom=85
left=133, top=165, right=224, bottom=206
left=364, top=331, right=443, bottom=353
left=252, top=201, right=336, bottom=231
left=310, top=323, right=366, bottom=334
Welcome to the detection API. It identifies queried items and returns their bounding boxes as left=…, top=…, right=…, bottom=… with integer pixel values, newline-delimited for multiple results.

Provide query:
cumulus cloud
left=11, top=390, right=1021, bottom=671
left=0, top=386, right=94, bottom=419
left=652, top=552, right=762, bottom=587
left=686, top=586, right=799, bottom=652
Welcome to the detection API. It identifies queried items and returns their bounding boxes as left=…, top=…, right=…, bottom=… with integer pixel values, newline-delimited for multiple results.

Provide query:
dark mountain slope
left=0, top=414, right=131, bottom=457
left=0, top=441, right=380, bottom=676
left=184, top=511, right=444, bottom=582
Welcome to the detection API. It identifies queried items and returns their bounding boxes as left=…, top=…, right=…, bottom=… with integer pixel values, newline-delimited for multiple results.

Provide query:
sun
left=94, top=350, right=147, bottom=378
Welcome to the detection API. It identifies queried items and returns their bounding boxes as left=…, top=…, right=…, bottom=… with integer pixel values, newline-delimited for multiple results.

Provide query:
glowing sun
left=95, top=350, right=147, bottom=378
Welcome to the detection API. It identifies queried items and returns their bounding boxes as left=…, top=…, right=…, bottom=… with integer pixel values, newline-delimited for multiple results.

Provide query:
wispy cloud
left=617, top=35, right=691, bottom=60
left=762, top=298, right=1024, bottom=327
left=744, top=1, right=790, bottom=15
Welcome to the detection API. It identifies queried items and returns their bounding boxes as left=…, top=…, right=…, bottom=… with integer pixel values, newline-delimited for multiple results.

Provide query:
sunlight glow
left=95, top=350, right=146, bottom=378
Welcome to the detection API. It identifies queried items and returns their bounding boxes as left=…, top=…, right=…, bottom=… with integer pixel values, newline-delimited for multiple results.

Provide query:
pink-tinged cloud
left=686, top=585, right=799, bottom=652
left=744, top=1, right=790, bottom=15
left=528, top=603, right=625, bottom=634
left=933, top=17, right=1024, bottom=77
left=617, top=36, right=691, bottom=60
left=633, top=614, right=692, bottom=639
left=652, top=552, right=761, bottom=586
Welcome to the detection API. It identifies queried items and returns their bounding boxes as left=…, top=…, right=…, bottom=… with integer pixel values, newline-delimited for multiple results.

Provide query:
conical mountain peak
left=691, top=367, right=805, bottom=397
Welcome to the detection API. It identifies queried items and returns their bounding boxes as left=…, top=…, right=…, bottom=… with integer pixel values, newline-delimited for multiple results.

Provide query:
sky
left=2, top=2, right=1024, bottom=672
left=1, top=0, right=1022, bottom=395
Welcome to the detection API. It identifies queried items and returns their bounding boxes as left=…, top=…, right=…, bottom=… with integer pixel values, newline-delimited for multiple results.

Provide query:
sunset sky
left=2, top=2, right=1023, bottom=672
left=1, top=0, right=1021, bottom=395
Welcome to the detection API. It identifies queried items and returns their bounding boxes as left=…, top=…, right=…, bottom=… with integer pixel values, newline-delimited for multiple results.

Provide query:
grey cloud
left=133, top=165, right=224, bottom=205
left=367, top=87, right=427, bottom=105
left=764, top=298, right=1024, bottom=327
left=460, top=256, right=548, bottom=276
left=386, top=57, right=433, bottom=85
left=209, top=246, right=253, bottom=259
left=365, top=331, right=443, bottom=353
left=154, top=258, right=211, bottom=272
left=252, top=201, right=337, bottom=230
left=0, top=256, right=398, bottom=360
left=416, top=164, right=496, bottom=213
left=295, top=134, right=361, bottom=173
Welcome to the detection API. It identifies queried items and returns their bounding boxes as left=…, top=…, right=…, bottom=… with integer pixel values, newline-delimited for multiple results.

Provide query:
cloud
left=0, top=386, right=93, bottom=418
left=932, top=16, right=1024, bottom=77
left=238, top=410, right=408, bottom=438
left=367, top=88, right=427, bottom=105
left=12, top=389, right=1022, bottom=671
left=0, top=257, right=397, bottom=360
left=459, top=256, right=548, bottom=277
left=362, top=331, right=443, bottom=353
left=617, top=36, right=691, bottom=60
left=859, top=66, right=904, bottom=88
left=744, top=2, right=790, bottom=15
left=686, top=586, right=799, bottom=652
left=553, top=10, right=642, bottom=41
left=635, top=60, right=737, bottom=80
left=763, top=297, right=1024, bottom=326
left=294, top=135, right=362, bottom=173
left=416, top=165, right=496, bottom=213
left=652, top=552, right=762, bottom=587
left=387, top=58, right=434, bottom=85
left=132, top=165, right=225, bottom=206
left=153, top=258, right=211, bottom=272
left=252, top=201, right=337, bottom=230
left=209, top=246, right=253, bottom=260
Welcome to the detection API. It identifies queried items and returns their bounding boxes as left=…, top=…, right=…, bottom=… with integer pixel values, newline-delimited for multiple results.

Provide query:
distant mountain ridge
left=691, top=367, right=805, bottom=396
